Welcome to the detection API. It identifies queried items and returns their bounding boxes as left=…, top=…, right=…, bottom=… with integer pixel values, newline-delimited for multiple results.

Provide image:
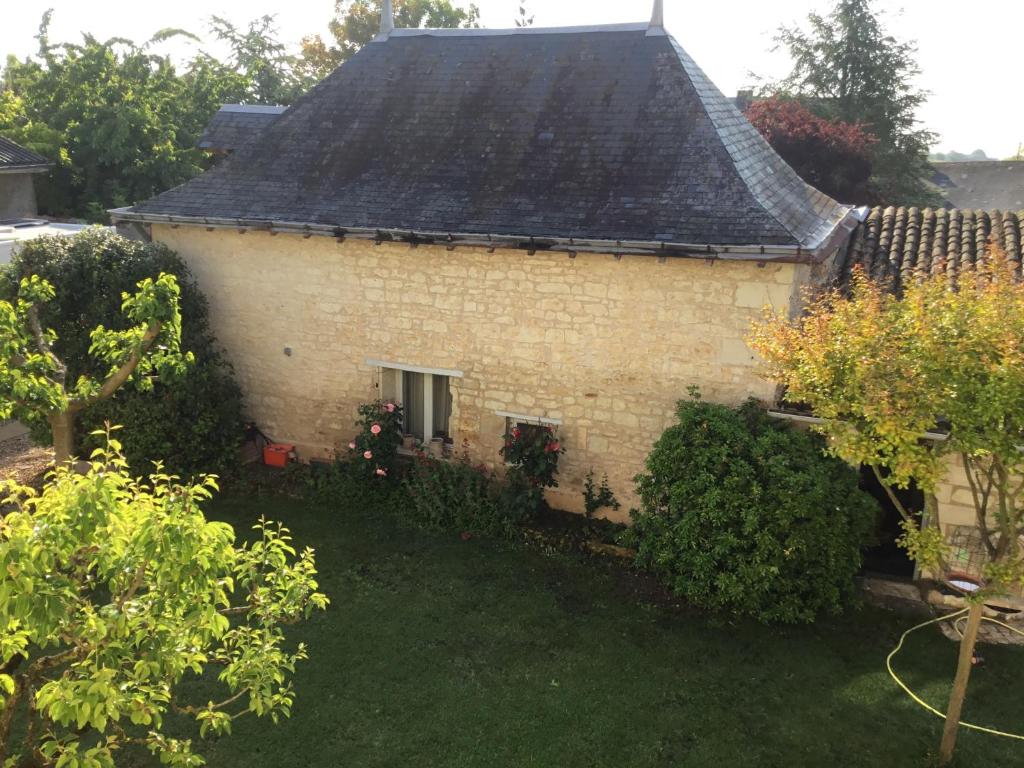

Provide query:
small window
left=381, top=367, right=451, bottom=441
left=504, top=419, right=549, bottom=447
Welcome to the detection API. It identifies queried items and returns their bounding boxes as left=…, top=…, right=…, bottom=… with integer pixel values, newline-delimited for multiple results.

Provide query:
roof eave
left=109, top=207, right=860, bottom=263
left=0, top=163, right=52, bottom=174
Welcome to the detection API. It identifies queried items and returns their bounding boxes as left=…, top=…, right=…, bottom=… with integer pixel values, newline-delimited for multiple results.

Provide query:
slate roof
left=929, top=161, right=1024, bottom=211
left=121, top=23, right=851, bottom=255
left=837, top=206, right=1023, bottom=293
left=197, top=104, right=287, bottom=153
left=0, top=137, right=50, bottom=172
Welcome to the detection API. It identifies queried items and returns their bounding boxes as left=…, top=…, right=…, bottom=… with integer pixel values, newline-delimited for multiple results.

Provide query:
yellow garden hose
left=887, top=607, right=1024, bottom=740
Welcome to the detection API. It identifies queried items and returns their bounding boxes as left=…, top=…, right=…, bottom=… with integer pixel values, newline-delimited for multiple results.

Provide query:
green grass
left=173, top=493, right=1023, bottom=768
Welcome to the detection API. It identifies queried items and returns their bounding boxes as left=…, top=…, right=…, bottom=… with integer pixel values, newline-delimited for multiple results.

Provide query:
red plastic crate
left=263, top=443, right=295, bottom=468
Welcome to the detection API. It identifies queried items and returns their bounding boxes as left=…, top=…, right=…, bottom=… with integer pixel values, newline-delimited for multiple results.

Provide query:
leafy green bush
left=1, top=229, right=243, bottom=476
left=583, top=470, right=621, bottom=519
left=626, top=394, right=878, bottom=623
left=402, top=454, right=533, bottom=538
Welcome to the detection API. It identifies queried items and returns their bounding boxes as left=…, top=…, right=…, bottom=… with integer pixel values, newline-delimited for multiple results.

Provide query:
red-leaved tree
left=745, top=96, right=877, bottom=204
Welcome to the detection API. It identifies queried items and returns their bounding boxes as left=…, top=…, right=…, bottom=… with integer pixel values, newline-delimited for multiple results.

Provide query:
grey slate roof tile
left=197, top=105, right=287, bottom=153
left=130, top=26, right=848, bottom=249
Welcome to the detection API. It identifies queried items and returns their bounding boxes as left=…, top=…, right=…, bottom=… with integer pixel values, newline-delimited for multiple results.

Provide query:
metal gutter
left=109, top=207, right=855, bottom=264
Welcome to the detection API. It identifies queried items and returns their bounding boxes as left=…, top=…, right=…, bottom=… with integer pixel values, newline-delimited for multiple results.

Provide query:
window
left=378, top=365, right=453, bottom=441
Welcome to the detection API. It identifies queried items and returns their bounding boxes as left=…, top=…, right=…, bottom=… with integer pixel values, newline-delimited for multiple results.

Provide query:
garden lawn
left=167, top=493, right=1024, bottom=768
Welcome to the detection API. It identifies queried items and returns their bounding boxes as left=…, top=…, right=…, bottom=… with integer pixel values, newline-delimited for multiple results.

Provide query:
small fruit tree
left=749, top=254, right=1024, bottom=765
left=0, top=271, right=190, bottom=463
left=0, top=433, right=328, bottom=767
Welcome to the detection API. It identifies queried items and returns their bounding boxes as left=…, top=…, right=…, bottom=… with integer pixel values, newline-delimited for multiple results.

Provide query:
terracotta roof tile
left=838, top=206, right=1023, bottom=293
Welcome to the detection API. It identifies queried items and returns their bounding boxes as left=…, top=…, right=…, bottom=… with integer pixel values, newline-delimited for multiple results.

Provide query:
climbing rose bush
left=625, top=394, right=878, bottom=624
left=347, top=400, right=403, bottom=478
left=500, top=425, right=564, bottom=488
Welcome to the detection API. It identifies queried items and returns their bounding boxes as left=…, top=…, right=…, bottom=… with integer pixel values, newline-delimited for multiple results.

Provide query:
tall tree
left=208, top=15, right=312, bottom=105
left=299, top=0, right=479, bottom=81
left=749, top=253, right=1024, bottom=765
left=745, top=96, right=877, bottom=203
left=768, top=0, right=937, bottom=205
left=0, top=12, right=312, bottom=220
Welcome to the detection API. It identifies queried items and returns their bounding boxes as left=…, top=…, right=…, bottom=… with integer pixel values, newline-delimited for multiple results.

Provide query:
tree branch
left=26, top=304, right=67, bottom=386
left=870, top=464, right=914, bottom=523
left=962, top=453, right=997, bottom=558
left=69, top=321, right=162, bottom=413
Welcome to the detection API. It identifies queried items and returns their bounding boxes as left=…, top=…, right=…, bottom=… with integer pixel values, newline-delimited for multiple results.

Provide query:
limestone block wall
left=152, top=225, right=799, bottom=519
left=935, top=453, right=980, bottom=531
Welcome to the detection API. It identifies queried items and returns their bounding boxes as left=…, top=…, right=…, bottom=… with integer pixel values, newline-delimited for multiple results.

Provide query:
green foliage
left=0, top=11, right=308, bottom=220
left=1, top=228, right=243, bottom=476
left=627, top=396, right=877, bottom=624
left=402, top=453, right=530, bottom=538
left=582, top=470, right=620, bottom=519
left=750, top=256, right=1024, bottom=599
left=0, top=433, right=328, bottom=767
left=299, top=0, right=480, bottom=80
left=767, top=0, right=938, bottom=206
left=345, top=400, right=404, bottom=479
left=500, top=424, right=563, bottom=488
left=208, top=15, right=313, bottom=105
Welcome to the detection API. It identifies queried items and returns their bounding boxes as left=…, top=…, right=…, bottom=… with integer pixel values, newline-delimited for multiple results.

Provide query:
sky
left=2, top=1, right=1022, bottom=158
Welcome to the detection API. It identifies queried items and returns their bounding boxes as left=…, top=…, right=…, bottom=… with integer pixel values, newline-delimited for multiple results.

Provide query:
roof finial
left=379, top=0, right=395, bottom=38
left=650, top=0, right=664, bottom=28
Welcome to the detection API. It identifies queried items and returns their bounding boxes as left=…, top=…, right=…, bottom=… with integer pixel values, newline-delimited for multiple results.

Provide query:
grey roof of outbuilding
left=197, top=104, right=287, bottom=152
left=123, top=23, right=850, bottom=253
left=0, top=137, right=50, bottom=171
left=929, top=161, right=1024, bottom=211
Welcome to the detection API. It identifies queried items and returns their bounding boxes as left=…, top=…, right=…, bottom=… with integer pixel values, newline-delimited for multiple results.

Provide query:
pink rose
left=385, top=402, right=396, bottom=413
left=375, top=467, right=387, bottom=477
left=370, top=423, right=382, bottom=435
left=363, top=450, right=373, bottom=459
left=348, top=442, right=356, bottom=450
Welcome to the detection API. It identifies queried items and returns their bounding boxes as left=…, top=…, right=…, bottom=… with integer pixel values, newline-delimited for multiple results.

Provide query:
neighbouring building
left=111, top=2, right=1023, bottom=585
left=0, top=137, right=50, bottom=220
left=929, top=160, right=1024, bottom=210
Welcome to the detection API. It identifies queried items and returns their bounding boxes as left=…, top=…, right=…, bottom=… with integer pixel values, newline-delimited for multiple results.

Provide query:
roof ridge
left=666, top=37, right=850, bottom=251
left=385, top=22, right=650, bottom=39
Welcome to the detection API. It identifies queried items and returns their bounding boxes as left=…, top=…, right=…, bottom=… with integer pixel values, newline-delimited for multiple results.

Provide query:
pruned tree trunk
left=939, top=601, right=985, bottom=765
left=48, top=410, right=76, bottom=465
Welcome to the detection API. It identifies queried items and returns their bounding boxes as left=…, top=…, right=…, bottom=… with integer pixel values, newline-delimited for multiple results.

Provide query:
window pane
left=403, top=371, right=424, bottom=439
left=432, top=375, right=451, bottom=439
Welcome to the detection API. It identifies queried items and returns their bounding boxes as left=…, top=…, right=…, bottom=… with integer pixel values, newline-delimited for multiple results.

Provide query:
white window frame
left=370, top=359, right=461, bottom=441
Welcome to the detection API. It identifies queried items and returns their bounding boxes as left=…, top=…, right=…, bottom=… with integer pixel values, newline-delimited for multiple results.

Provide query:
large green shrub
left=1, top=228, right=243, bottom=476
left=627, top=395, right=878, bottom=623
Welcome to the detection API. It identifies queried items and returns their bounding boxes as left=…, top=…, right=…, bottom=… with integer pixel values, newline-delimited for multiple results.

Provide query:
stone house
left=0, top=137, right=50, bottom=220
left=112, top=5, right=1022, bottom=565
